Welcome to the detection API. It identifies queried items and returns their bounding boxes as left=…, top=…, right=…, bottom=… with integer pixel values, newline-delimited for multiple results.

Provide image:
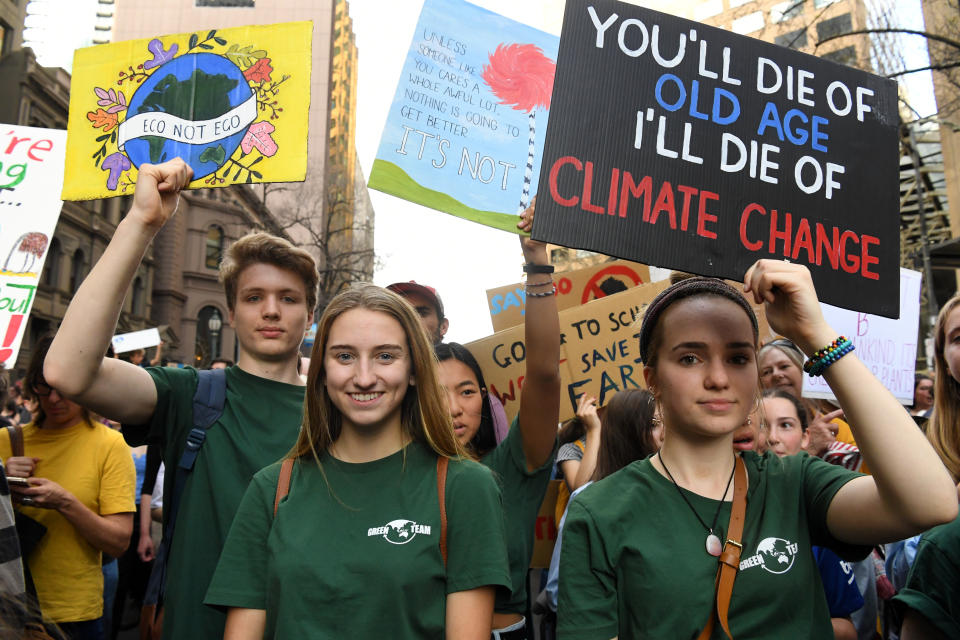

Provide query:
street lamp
left=208, top=309, right=222, bottom=364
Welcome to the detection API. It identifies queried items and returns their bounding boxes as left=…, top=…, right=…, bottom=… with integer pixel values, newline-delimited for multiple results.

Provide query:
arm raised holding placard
left=45, top=159, right=193, bottom=425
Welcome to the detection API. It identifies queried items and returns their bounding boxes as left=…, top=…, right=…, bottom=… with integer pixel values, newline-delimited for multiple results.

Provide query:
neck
left=41, top=416, right=87, bottom=431
left=236, top=349, right=304, bottom=385
left=331, top=421, right=408, bottom=464
left=655, top=434, right=737, bottom=499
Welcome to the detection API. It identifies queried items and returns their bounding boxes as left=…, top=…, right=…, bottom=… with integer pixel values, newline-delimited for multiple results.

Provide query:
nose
left=445, top=388, right=462, bottom=418
left=353, top=359, right=376, bottom=388
left=261, top=294, right=280, bottom=318
left=766, top=426, right=780, bottom=445
left=48, top=388, right=63, bottom=402
left=703, top=357, right=730, bottom=389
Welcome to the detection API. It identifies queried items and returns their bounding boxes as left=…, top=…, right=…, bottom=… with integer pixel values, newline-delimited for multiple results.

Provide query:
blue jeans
left=58, top=618, right=105, bottom=640
left=101, top=558, right=118, bottom=638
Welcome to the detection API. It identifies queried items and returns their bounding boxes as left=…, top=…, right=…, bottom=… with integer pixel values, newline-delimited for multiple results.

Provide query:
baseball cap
left=386, top=281, right=445, bottom=319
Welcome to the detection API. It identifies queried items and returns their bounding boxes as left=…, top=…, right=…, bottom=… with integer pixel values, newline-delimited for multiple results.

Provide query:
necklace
left=658, top=452, right=736, bottom=557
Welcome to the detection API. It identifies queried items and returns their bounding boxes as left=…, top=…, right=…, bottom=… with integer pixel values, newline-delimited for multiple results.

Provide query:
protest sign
left=0, top=126, right=66, bottom=366
left=803, top=268, right=921, bottom=404
left=368, top=0, right=560, bottom=233
left=63, top=22, right=312, bottom=200
left=486, top=259, right=650, bottom=331
left=531, top=480, right=560, bottom=568
left=111, top=327, right=162, bottom=354
left=470, top=277, right=771, bottom=423
left=532, top=0, right=900, bottom=316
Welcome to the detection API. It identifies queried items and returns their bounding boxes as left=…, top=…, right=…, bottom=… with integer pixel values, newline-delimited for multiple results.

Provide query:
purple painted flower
left=102, top=153, right=132, bottom=190
left=143, top=38, right=178, bottom=70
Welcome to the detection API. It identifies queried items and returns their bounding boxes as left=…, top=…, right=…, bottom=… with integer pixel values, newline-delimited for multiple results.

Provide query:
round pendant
left=706, top=533, right=722, bottom=557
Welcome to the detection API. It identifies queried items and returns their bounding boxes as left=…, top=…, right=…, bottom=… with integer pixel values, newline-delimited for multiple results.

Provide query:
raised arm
left=516, top=201, right=561, bottom=471
left=744, top=260, right=958, bottom=543
left=45, top=160, right=193, bottom=425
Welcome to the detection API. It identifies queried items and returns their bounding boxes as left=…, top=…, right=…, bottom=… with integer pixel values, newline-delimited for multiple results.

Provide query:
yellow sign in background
left=63, top=21, right=312, bottom=201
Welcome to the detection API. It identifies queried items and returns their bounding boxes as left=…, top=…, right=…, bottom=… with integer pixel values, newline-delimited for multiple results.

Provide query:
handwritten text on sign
left=486, top=259, right=650, bottom=331
left=0, top=126, right=67, bottom=366
left=532, top=0, right=899, bottom=317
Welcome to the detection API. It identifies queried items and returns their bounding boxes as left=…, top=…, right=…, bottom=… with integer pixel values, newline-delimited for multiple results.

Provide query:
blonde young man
left=45, top=159, right=318, bottom=640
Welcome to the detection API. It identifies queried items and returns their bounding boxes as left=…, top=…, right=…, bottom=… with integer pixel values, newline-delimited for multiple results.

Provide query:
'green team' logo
left=366, top=519, right=433, bottom=545
left=739, top=536, right=800, bottom=574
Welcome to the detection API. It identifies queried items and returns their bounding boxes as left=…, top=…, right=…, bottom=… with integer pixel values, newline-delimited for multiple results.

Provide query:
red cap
left=386, top=281, right=445, bottom=319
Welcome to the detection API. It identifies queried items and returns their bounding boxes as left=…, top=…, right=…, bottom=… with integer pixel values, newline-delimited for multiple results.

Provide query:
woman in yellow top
left=2, top=337, right=135, bottom=640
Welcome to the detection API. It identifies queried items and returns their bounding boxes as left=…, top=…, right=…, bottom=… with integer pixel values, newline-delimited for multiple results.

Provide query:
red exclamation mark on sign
left=0, top=315, right=24, bottom=363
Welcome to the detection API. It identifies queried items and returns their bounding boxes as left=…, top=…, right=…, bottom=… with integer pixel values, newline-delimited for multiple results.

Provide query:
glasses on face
left=33, top=382, right=53, bottom=397
left=766, top=338, right=806, bottom=361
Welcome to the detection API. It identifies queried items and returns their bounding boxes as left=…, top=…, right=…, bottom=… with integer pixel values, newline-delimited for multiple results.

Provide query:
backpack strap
left=5, top=425, right=23, bottom=457
left=437, top=456, right=448, bottom=567
left=274, top=458, right=294, bottom=517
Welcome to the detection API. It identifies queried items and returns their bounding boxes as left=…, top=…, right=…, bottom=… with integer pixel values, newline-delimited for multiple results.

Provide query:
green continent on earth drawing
left=140, top=69, right=239, bottom=162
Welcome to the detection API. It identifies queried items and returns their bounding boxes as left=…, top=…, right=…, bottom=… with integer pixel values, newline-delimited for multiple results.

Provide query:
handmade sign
left=532, top=0, right=899, bottom=316
left=803, top=268, right=921, bottom=404
left=0, top=126, right=67, bottom=366
left=368, top=0, right=560, bottom=233
left=63, top=22, right=312, bottom=200
left=111, top=327, right=162, bottom=354
left=486, top=259, right=650, bottom=331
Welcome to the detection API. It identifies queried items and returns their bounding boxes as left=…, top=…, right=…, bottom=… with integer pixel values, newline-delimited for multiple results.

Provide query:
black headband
left=638, top=277, right=759, bottom=363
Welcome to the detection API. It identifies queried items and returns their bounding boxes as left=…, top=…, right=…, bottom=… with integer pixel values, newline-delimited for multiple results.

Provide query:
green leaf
left=198, top=144, right=227, bottom=166
left=110, top=130, right=117, bottom=144
left=246, top=174, right=253, bottom=183
left=214, top=37, right=227, bottom=46
left=189, top=34, right=199, bottom=49
left=233, top=167, right=243, bottom=181
left=96, top=134, right=110, bottom=142
left=250, top=170, right=262, bottom=179
left=227, top=43, right=238, bottom=53
left=250, top=50, right=267, bottom=59
left=198, top=43, right=214, bottom=50
left=206, top=29, right=216, bottom=40
left=249, top=156, right=264, bottom=166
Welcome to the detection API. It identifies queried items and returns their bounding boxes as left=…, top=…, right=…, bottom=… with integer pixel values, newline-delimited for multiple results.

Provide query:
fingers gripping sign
left=131, top=158, right=194, bottom=231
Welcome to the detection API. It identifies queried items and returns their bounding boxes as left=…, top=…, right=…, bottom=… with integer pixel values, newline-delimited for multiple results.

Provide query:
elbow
left=908, top=483, right=959, bottom=532
left=43, top=353, right=90, bottom=399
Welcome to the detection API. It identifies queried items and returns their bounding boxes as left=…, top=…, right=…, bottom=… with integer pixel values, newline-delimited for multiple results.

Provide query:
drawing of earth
left=384, top=519, right=418, bottom=545
left=122, top=52, right=253, bottom=179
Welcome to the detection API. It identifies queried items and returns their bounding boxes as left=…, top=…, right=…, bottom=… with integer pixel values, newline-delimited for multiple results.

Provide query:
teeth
left=351, top=393, right=380, bottom=401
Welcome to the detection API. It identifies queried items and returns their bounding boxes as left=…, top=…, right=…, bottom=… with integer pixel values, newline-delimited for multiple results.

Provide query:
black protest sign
left=532, top=0, right=900, bottom=317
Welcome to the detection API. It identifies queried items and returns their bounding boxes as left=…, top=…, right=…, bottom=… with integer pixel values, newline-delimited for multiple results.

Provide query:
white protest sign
left=804, top=268, right=921, bottom=404
left=112, top=327, right=162, bottom=354
left=0, top=126, right=67, bottom=367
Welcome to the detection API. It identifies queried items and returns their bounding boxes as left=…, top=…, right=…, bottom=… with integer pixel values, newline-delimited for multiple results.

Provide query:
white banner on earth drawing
left=0, top=126, right=67, bottom=367
left=803, top=268, right=922, bottom=405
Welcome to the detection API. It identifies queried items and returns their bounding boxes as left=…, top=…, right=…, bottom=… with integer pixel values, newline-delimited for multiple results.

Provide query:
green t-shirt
left=558, top=451, right=868, bottom=639
left=204, top=441, right=511, bottom=638
left=123, top=365, right=305, bottom=640
left=481, top=417, right=556, bottom=614
left=891, top=512, right=960, bottom=638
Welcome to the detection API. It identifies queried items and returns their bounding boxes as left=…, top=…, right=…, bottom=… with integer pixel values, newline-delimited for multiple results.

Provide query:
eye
left=461, top=388, right=477, bottom=397
left=729, top=353, right=751, bottom=365
left=760, top=367, right=772, bottom=376
left=246, top=294, right=261, bottom=302
left=376, top=352, right=397, bottom=362
left=333, top=352, right=354, bottom=363
left=679, top=354, right=699, bottom=365
left=282, top=295, right=298, bottom=303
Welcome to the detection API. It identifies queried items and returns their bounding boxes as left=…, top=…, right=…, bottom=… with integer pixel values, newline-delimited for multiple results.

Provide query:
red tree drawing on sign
left=482, top=44, right=555, bottom=215
left=4, top=232, right=48, bottom=274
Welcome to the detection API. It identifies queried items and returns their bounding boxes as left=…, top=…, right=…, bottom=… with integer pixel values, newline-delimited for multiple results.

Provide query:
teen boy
left=45, top=159, right=318, bottom=640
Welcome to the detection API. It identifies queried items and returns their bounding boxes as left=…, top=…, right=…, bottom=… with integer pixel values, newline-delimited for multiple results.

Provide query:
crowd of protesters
left=0, top=156, right=958, bottom=640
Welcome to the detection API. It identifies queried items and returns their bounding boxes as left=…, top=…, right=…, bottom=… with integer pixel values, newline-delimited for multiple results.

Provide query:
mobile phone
left=6, top=476, right=29, bottom=487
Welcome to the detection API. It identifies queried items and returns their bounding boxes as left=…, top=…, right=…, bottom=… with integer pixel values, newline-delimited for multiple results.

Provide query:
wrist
left=793, top=325, right=839, bottom=356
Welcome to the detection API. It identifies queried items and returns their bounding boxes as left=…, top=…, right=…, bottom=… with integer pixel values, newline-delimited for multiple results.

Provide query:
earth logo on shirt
left=367, top=519, right=433, bottom=545
left=755, top=537, right=799, bottom=574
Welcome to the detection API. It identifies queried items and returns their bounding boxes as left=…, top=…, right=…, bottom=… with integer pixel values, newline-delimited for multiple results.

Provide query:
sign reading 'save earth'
left=532, top=0, right=900, bottom=317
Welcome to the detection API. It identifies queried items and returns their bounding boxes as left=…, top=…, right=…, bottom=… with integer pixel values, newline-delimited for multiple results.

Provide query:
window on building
left=42, top=238, right=61, bottom=288
left=771, top=0, right=804, bottom=23
left=70, top=249, right=86, bottom=293
left=732, top=11, right=764, bottom=34
left=0, top=21, right=12, bottom=56
left=816, top=13, right=852, bottom=41
left=132, top=276, right=145, bottom=316
left=821, top=46, right=857, bottom=66
left=775, top=28, right=808, bottom=49
left=205, top=225, right=224, bottom=269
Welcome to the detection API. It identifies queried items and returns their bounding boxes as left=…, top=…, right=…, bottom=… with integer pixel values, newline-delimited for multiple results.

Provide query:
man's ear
left=439, top=317, right=449, bottom=339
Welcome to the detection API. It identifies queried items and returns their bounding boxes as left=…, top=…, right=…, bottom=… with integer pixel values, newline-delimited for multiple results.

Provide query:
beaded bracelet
left=803, top=336, right=855, bottom=376
left=525, top=279, right=554, bottom=287
left=525, top=284, right=557, bottom=298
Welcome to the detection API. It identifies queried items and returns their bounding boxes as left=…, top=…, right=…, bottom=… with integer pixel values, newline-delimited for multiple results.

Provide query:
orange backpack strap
left=273, top=458, right=294, bottom=518
left=436, top=457, right=449, bottom=567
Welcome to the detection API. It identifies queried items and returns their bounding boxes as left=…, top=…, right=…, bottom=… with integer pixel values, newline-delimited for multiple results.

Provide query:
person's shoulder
left=446, top=455, right=497, bottom=487
left=572, top=458, right=654, bottom=514
left=919, top=511, right=960, bottom=551
left=226, top=366, right=307, bottom=396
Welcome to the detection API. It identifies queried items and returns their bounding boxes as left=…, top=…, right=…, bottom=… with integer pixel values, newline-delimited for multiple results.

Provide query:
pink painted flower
left=241, top=121, right=278, bottom=156
left=482, top=44, right=556, bottom=112
left=243, top=58, right=273, bottom=84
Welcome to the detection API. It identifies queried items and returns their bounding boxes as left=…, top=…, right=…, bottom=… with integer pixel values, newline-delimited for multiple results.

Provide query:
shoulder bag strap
left=274, top=458, right=294, bottom=517
left=697, top=455, right=747, bottom=640
left=437, top=456, right=449, bottom=567
left=5, top=425, right=23, bottom=457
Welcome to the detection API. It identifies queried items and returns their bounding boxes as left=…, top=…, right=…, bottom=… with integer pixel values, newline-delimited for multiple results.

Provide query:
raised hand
left=131, top=158, right=194, bottom=230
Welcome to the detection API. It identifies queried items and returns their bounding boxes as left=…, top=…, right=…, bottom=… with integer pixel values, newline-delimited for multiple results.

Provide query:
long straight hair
left=593, top=389, right=658, bottom=480
left=930, top=295, right=960, bottom=481
left=288, top=284, right=466, bottom=463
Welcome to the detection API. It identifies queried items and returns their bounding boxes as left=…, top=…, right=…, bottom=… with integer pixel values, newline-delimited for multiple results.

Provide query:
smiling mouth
left=350, top=392, right=382, bottom=402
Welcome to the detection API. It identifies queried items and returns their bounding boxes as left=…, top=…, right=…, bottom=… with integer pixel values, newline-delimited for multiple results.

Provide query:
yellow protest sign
left=63, top=22, right=312, bottom=200
left=486, top=259, right=651, bottom=332
left=468, top=279, right=769, bottom=424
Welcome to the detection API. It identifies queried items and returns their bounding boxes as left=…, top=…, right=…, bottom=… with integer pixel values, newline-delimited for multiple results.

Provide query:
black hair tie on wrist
left=523, top=263, right=554, bottom=274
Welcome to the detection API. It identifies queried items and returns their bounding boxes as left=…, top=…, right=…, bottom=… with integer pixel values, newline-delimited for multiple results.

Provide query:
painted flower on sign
left=243, top=58, right=273, bottom=84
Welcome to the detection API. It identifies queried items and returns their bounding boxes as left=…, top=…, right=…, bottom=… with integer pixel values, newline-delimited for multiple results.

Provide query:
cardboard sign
left=63, top=22, right=312, bottom=200
left=0, top=126, right=66, bottom=367
left=532, top=0, right=900, bottom=317
left=111, top=327, right=162, bottom=354
left=803, top=268, right=921, bottom=404
left=368, top=0, right=560, bottom=233
left=530, top=479, right=561, bottom=569
left=486, top=259, right=651, bottom=331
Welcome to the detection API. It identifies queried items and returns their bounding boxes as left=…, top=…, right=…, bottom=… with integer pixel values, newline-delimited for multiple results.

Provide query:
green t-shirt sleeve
left=891, top=516, right=960, bottom=638
left=444, top=459, right=511, bottom=594
left=121, top=366, right=198, bottom=450
left=557, top=497, right=619, bottom=640
left=204, top=465, right=277, bottom=610
left=799, top=453, right=871, bottom=561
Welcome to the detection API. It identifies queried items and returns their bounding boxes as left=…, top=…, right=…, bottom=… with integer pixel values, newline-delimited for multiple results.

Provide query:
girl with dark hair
left=436, top=205, right=560, bottom=639
left=909, top=373, right=933, bottom=419
left=206, top=284, right=510, bottom=639
left=2, top=337, right=135, bottom=640
left=558, top=260, right=957, bottom=639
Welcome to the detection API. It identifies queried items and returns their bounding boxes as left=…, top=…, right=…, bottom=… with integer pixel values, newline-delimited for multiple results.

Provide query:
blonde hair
left=219, top=232, right=319, bottom=312
left=289, top=284, right=466, bottom=463
left=930, top=295, right=960, bottom=481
